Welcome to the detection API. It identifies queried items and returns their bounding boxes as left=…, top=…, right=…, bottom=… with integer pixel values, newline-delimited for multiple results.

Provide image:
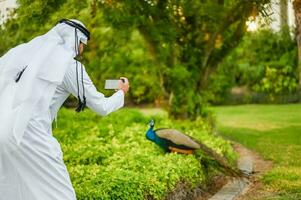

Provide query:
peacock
left=145, top=120, right=244, bottom=177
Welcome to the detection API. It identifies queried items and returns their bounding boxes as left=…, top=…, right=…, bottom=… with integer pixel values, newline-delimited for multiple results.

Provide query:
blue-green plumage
left=146, top=120, right=169, bottom=151
left=146, top=120, right=196, bottom=152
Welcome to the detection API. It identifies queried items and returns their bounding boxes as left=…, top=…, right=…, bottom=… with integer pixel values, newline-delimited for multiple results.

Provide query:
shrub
left=54, top=108, right=236, bottom=199
left=209, top=29, right=298, bottom=104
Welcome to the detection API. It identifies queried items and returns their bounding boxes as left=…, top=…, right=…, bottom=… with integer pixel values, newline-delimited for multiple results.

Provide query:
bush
left=209, top=29, right=298, bottom=104
left=54, top=108, right=236, bottom=199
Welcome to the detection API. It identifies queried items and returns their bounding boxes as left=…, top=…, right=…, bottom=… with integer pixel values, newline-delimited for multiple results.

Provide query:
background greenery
left=209, top=29, right=299, bottom=105
left=1, top=1, right=299, bottom=115
left=0, top=0, right=280, bottom=119
left=54, top=108, right=236, bottom=199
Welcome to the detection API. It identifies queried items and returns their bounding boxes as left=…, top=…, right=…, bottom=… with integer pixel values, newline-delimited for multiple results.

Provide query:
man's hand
left=118, top=77, right=129, bottom=94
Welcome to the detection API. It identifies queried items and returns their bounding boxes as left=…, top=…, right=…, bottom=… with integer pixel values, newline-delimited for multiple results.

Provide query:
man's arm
left=62, top=63, right=129, bottom=116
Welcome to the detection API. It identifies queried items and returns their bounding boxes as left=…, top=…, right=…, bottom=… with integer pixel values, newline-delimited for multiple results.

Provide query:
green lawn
left=212, top=104, right=301, bottom=200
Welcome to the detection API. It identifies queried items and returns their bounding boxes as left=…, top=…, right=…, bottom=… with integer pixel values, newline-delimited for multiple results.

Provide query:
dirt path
left=233, top=143, right=273, bottom=200
left=166, top=143, right=274, bottom=200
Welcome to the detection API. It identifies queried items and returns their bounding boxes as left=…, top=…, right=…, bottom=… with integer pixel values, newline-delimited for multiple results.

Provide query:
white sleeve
left=62, top=62, right=124, bottom=116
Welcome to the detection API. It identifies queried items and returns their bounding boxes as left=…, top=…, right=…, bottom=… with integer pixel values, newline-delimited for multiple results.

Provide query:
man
left=0, top=19, right=129, bottom=199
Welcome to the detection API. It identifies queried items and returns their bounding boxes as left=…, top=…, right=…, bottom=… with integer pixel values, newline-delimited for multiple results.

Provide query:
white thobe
left=0, top=63, right=124, bottom=200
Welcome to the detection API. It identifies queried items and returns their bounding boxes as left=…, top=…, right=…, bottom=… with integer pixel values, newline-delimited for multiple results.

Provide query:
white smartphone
left=105, top=79, right=119, bottom=90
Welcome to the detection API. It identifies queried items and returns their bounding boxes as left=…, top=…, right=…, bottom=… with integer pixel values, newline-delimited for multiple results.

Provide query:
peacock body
left=146, top=120, right=244, bottom=177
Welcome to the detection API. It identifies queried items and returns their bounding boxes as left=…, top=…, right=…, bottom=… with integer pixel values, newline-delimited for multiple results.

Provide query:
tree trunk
left=293, top=0, right=301, bottom=87
left=280, top=0, right=288, bottom=30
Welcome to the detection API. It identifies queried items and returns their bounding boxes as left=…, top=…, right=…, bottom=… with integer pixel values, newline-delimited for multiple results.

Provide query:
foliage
left=254, top=65, right=298, bottom=99
left=54, top=108, right=236, bottom=199
left=212, top=104, right=301, bottom=199
left=209, top=29, right=298, bottom=103
left=100, top=0, right=270, bottom=118
left=0, top=0, right=163, bottom=105
left=0, top=0, right=271, bottom=119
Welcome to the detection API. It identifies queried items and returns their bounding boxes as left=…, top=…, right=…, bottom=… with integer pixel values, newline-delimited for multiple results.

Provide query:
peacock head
left=146, top=119, right=156, bottom=141
left=149, top=119, right=155, bottom=128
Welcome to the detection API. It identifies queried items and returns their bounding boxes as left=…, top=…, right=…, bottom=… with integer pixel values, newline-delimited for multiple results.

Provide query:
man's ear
left=79, top=42, right=85, bottom=54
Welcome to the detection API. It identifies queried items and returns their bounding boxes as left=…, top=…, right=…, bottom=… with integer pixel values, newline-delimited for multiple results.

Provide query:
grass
left=212, top=104, right=301, bottom=200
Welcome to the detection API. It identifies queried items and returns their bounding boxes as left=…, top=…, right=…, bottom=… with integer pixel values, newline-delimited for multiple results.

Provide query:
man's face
left=79, top=42, right=85, bottom=55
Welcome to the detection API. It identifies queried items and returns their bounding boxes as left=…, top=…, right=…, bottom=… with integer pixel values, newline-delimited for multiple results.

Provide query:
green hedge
left=53, top=108, right=236, bottom=199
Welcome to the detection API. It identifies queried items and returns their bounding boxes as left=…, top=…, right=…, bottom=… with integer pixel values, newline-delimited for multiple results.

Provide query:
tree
left=280, top=0, right=289, bottom=30
left=0, top=0, right=271, bottom=119
left=101, top=0, right=270, bottom=119
left=293, top=0, right=301, bottom=87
